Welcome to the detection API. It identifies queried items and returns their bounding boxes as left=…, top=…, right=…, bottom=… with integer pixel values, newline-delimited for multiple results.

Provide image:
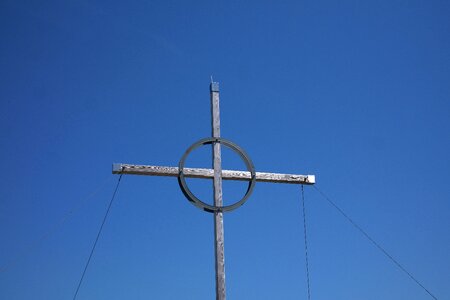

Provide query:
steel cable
left=0, top=176, right=114, bottom=273
left=301, top=185, right=312, bottom=300
left=72, top=174, right=123, bottom=300
left=313, top=185, right=438, bottom=300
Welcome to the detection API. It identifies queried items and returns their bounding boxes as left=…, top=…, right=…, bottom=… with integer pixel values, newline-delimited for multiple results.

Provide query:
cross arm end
left=112, top=163, right=123, bottom=174
left=306, top=175, right=315, bottom=184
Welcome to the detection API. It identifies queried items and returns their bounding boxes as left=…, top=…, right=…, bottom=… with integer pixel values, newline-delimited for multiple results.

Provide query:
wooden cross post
left=210, top=82, right=226, bottom=299
left=112, top=82, right=315, bottom=300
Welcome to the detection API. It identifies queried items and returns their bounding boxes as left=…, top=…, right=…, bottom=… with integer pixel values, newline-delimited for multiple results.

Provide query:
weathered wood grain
left=211, top=83, right=226, bottom=300
left=112, top=163, right=316, bottom=185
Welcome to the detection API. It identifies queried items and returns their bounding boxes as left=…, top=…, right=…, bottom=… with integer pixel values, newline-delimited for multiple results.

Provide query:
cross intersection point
left=177, top=137, right=256, bottom=213
left=112, top=82, right=315, bottom=300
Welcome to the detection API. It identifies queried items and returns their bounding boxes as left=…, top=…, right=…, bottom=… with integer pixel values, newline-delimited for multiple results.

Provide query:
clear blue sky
left=1, top=0, right=449, bottom=299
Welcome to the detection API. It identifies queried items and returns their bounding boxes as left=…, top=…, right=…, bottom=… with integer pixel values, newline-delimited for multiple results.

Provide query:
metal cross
left=112, top=82, right=315, bottom=300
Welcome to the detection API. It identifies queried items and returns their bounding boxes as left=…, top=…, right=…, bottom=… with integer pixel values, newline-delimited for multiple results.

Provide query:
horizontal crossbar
left=112, top=163, right=315, bottom=185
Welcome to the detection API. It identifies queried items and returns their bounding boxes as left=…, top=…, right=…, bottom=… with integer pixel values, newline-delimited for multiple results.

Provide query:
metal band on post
left=178, top=137, right=256, bottom=213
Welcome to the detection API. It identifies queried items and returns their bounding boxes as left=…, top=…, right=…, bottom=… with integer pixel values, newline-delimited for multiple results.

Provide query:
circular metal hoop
left=178, top=137, right=256, bottom=213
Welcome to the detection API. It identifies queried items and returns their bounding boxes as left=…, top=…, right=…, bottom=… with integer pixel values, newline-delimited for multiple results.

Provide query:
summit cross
left=112, top=82, right=315, bottom=300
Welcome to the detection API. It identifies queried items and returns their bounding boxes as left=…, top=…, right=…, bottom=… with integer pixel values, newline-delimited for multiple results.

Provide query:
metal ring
left=178, top=137, right=256, bottom=213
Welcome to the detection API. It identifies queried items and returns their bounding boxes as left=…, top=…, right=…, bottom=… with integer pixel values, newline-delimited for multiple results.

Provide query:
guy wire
left=301, top=185, right=312, bottom=300
left=72, top=174, right=123, bottom=300
left=313, top=185, right=438, bottom=300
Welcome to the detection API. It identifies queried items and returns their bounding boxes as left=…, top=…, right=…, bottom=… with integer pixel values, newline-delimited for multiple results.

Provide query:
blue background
left=1, top=0, right=449, bottom=299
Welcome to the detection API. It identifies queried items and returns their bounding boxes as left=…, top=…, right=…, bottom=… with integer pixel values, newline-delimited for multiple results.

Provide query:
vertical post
left=210, top=81, right=226, bottom=300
